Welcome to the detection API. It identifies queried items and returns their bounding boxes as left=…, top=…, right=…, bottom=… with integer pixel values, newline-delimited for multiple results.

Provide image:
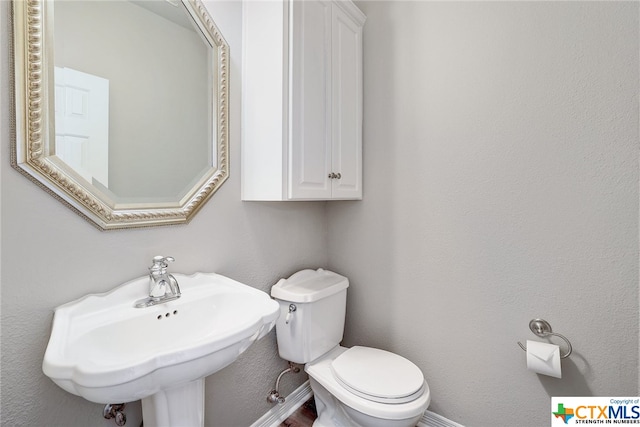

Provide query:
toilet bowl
left=271, top=269, right=431, bottom=427
left=306, top=346, right=430, bottom=427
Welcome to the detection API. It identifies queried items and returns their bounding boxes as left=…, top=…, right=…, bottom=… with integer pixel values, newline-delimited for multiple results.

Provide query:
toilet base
left=309, top=378, right=424, bottom=427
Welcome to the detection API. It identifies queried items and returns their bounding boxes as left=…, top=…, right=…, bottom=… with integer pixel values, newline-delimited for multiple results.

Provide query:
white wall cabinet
left=242, top=0, right=365, bottom=201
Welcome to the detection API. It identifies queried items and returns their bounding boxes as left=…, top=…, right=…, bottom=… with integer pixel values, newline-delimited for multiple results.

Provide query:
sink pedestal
left=141, top=379, right=204, bottom=427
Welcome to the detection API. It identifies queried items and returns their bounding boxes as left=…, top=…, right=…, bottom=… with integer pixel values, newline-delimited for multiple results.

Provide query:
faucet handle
left=150, top=256, right=175, bottom=271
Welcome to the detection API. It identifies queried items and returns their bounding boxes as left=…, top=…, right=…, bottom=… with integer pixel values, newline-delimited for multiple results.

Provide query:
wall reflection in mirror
left=11, top=0, right=229, bottom=229
left=54, top=0, right=212, bottom=203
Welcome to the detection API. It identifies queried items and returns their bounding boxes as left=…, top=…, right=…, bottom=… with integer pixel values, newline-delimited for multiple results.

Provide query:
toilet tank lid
left=271, top=268, right=349, bottom=303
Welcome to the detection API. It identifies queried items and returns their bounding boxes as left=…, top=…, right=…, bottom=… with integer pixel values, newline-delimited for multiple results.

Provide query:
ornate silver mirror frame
left=10, top=0, right=229, bottom=230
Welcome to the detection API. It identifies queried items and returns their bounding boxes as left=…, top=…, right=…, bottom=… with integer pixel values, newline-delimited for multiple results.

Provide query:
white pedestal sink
left=42, top=272, right=280, bottom=426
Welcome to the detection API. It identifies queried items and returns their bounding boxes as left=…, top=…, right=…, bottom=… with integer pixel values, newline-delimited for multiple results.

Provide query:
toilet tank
left=270, top=269, right=349, bottom=364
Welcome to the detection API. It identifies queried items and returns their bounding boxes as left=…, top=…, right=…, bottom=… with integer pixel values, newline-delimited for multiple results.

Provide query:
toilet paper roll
left=526, top=340, right=562, bottom=378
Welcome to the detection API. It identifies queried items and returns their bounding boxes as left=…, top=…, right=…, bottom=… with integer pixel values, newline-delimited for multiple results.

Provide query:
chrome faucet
left=134, top=256, right=181, bottom=308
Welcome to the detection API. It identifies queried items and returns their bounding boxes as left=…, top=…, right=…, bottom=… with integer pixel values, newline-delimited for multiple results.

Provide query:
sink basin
left=43, top=272, right=280, bottom=426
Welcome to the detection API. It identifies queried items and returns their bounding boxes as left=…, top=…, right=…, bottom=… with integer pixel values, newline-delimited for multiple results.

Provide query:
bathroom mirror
left=10, top=0, right=229, bottom=230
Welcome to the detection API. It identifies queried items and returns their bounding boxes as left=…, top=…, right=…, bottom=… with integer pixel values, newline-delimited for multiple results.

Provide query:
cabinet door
left=331, top=3, right=363, bottom=199
left=289, top=0, right=333, bottom=199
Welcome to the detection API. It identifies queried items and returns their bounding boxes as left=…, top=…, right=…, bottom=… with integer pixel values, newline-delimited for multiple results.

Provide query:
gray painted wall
left=328, top=2, right=639, bottom=426
left=1, top=1, right=320, bottom=426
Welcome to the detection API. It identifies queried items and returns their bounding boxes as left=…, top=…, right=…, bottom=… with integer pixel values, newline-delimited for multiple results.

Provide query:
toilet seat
left=330, top=346, right=425, bottom=404
left=306, top=346, right=431, bottom=421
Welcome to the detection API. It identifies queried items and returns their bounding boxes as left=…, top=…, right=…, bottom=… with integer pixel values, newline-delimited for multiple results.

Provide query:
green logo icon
left=553, top=403, right=575, bottom=424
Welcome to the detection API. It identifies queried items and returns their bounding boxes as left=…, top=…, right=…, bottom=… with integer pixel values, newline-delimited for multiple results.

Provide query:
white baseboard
left=249, top=380, right=313, bottom=427
left=419, top=410, right=465, bottom=427
left=250, top=380, right=464, bottom=427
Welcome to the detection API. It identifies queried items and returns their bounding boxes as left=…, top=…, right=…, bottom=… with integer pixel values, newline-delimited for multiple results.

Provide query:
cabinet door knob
left=335, top=173, right=341, bottom=179
left=328, top=172, right=336, bottom=179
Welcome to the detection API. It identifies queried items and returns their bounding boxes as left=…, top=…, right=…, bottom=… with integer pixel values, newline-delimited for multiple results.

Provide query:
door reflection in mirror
left=55, top=66, right=110, bottom=187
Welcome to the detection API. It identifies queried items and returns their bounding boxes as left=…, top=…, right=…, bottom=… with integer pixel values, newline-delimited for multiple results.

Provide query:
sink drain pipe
left=103, top=403, right=127, bottom=426
left=267, top=361, right=301, bottom=404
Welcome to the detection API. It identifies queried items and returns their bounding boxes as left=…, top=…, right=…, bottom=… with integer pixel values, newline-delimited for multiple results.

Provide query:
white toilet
left=271, top=269, right=431, bottom=427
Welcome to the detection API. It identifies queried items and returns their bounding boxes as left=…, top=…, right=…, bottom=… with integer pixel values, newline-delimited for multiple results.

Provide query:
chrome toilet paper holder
left=517, top=318, right=572, bottom=359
